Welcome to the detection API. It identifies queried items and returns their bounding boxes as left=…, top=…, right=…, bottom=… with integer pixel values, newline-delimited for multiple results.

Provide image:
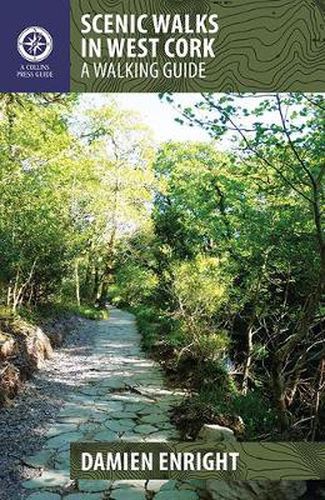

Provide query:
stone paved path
left=22, top=308, right=207, bottom=499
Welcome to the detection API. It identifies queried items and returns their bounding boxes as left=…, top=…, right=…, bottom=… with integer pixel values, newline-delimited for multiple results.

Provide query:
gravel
left=0, top=317, right=95, bottom=500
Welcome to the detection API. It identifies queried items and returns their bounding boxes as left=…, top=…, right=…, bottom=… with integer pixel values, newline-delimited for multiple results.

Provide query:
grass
left=196, top=386, right=278, bottom=439
left=70, top=304, right=109, bottom=320
left=16, top=302, right=109, bottom=323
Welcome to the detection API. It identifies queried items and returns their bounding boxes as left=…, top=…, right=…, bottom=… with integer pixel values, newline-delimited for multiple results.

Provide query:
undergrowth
left=132, top=304, right=278, bottom=440
left=16, top=302, right=109, bottom=323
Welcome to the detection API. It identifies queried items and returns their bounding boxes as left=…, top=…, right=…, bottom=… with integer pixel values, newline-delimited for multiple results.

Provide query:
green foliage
left=0, top=95, right=155, bottom=310
left=0, top=94, right=77, bottom=308
left=153, top=142, right=240, bottom=259
left=194, top=331, right=230, bottom=361
left=199, top=387, right=278, bottom=439
left=150, top=94, right=323, bottom=438
left=117, top=94, right=323, bottom=439
left=18, top=302, right=109, bottom=322
left=171, top=255, right=230, bottom=320
left=109, top=263, right=158, bottom=308
left=134, top=306, right=160, bottom=351
left=0, top=92, right=323, bottom=440
left=228, top=392, right=277, bottom=439
left=0, top=306, right=14, bottom=320
left=69, top=305, right=109, bottom=320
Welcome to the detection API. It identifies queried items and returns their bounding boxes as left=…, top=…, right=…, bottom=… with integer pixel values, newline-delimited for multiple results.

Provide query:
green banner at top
left=70, top=0, right=325, bottom=92
left=0, top=0, right=324, bottom=92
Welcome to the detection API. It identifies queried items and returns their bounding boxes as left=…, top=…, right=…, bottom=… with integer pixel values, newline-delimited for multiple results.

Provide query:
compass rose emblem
left=17, top=26, right=53, bottom=62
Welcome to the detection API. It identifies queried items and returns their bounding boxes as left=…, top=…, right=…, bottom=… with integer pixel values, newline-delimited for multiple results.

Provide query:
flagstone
left=97, top=377, right=126, bottom=389
left=155, top=492, right=199, bottom=500
left=56, top=416, right=89, bottom=425
left=119, top=433, right=146, bottom=442
left=144, top=433, right=170, bottom=442
left=111, top=480, right=147, bottom=489
left=179, top=480, right=206, bottom=491
left=78, top=423, right=101, bottom=434
left=110, top=411, right=137, bottom=419
left=66, top=494, right=103, bottom=500
left=133, top=424, right=158, bottom=434
left=146, top=480, right=169, bottom=492
left=22, top=469, right=71, bottom=489
left=93, top=429, right=119, bottom=441
left=53, top=449, right=70, bottom=469
left=27, top=493, right=61, bottom=500
left=137, top=406, right=165, bottom=416
left=95, top=401, right=124, bottom=412
left=78, top=479, right=111, bottom=492
left=69, top=394, right=95, bottom=404
left=158, top=422, right=175, bottom=431
left=110, top=487, right=146, bottom=500
left=46, top=423, right=77, bottom=438
left=45, top=431, right=83, bottom=449
left=21, top=308, right=205, bottom=498
left=88, top=412, right=108, bottom=424
left=160, top=480, right=178, bottom=490
left=105, top=419, right=135, bottom=433
left=123, top=403, right=147, bottom=413
left=24, top=449, right=53, bottom=468
left=58, top=407, right=92, bottom=419
left=79, top=386, right=101, bottom=396
left=139, top=413, right=169, bottom=425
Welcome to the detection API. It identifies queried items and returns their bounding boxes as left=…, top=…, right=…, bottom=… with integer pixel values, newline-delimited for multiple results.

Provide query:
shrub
left=167, top=256, right=232, bottom=363
left=171, top=255, right=231, bottom=320
left=134, top=306, right=160, bottom=351
left=71, top=305, right=109, bottom=320
left=200, top=387, right=278, bottom=439
left=193, top=330, right=230, bottom=361
left=20, top=302, right=109, bottom=321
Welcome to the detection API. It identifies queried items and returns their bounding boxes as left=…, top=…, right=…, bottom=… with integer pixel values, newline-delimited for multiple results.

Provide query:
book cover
left=0, top=1, right=324, bottom=499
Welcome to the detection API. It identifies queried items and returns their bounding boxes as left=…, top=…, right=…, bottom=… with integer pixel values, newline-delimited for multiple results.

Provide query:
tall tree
left=74, top=102, right=155, bottom=302
left=162, top=93, right=324, bottom=432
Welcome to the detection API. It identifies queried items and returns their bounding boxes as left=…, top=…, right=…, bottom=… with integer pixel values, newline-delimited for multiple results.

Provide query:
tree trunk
left=6, top=284, right=12, bottom=307
left=241, top=250, right=271, bottom=394
left=75, top=260, right=80, bottom=307
left=271, top=357, right=290, bottom=432
left=311, top=358, right=325, bottom=440
left=12, top=269, right=20, bottom=313
left=99, top=229, right=116, bottom=303
left=99, top=263, right=113, bottom=304
left=242, top=325, right=253, bottom=395
left=93, top=265, right=101, bottom=301
left=84, top=257, right=92, bottom=299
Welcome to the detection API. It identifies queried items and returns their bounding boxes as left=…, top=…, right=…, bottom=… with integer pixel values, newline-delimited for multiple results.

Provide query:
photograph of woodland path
left=0, top=93, right=324, bottom=499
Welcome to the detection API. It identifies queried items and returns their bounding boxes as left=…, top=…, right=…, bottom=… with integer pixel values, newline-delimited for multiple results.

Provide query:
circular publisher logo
left=17, top=26, right=53, bottom=62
